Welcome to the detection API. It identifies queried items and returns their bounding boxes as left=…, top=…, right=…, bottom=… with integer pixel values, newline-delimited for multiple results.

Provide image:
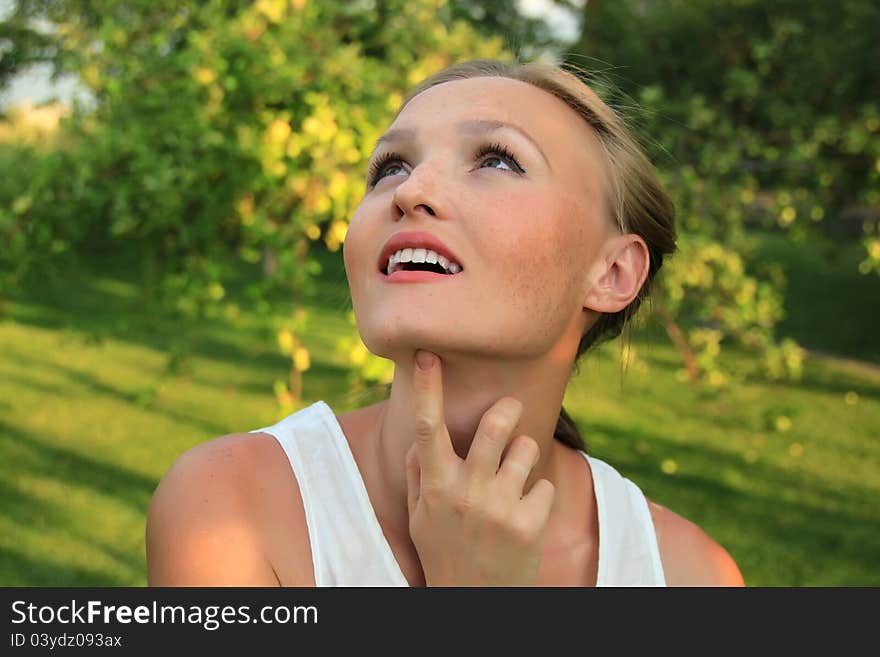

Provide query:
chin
left=353, top=304, right=551, bottom=362
left=357, top=314, right=465, bottom=361
left=357, top=319, right=438, bottom=362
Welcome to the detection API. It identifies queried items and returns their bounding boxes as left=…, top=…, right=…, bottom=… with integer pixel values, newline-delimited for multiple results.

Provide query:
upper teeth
left=387, top=248, right=462, bottom=275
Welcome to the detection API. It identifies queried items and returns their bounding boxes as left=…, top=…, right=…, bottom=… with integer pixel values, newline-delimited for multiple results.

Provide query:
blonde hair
left=391, top=59, right=678, bottom=450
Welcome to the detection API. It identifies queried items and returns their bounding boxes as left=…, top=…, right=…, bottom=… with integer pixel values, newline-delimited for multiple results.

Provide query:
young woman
left=146, top=59, right=745, bottom=587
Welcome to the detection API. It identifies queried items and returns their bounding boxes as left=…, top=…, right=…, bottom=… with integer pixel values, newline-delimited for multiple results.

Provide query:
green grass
left=1, top=238, right=878, bottom=586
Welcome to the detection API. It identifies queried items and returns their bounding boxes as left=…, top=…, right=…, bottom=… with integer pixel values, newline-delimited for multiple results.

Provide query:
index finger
left=412, top=350, right=456, bottom=482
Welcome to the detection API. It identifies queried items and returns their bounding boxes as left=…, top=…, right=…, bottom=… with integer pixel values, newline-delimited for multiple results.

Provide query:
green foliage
left=577, top=0, right=879, bottom=238
left=571, top=0, right=879, bottom=384
left=659, top=234, right=805, bottom=384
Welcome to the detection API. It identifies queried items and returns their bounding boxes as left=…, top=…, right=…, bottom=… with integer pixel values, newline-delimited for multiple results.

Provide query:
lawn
left=1, top=233, right=878, bottom=586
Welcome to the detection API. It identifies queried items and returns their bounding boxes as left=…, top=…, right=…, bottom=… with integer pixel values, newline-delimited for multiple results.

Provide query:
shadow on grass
left=0, top=478, right=143, bottom=587
left=0, top=421, right=156, bottom=513
left=0, top=422, right=155, bottom=585
left=3, top=351, right=240, bottom=438
left=9, top=298, right=288, bottom=377
left=733, top=355, right=880, bottom=403
left=580, top=417, right=880, bottom=586
left=5, top=258, right=292, bottom=381
left=0, top=546, right=130, bottom=587
left=0, top=370, right=70, bottom=398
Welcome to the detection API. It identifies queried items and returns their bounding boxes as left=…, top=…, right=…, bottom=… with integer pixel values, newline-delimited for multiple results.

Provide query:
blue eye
left=366, top=151, right=404, bottom=185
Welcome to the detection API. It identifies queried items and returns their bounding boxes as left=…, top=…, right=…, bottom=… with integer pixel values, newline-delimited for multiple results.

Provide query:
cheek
left=468, top=202, right=572, bottom=343
left=490, top=192, right=589, bottom=299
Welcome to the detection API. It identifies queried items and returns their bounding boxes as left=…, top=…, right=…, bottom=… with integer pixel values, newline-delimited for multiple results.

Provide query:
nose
left=390, top=163, right=440, bottom=222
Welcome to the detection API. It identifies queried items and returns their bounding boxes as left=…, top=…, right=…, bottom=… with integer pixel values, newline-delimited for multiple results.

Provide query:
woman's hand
left=404, top=349, right=556, bottom=586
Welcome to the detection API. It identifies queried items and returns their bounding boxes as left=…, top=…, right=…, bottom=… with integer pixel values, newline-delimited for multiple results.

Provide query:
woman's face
left=343, top=76, right=615, bottom=364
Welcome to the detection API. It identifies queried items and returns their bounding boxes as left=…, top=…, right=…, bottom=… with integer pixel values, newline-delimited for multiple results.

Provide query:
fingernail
left=416, top=350, right=435, bottom=371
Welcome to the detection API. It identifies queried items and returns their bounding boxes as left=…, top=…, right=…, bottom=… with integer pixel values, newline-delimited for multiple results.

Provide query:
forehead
left=389, top=76, right=605, bottom=177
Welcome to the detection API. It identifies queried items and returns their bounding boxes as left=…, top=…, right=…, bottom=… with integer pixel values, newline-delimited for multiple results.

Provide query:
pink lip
left=380, top=269, right=460, bottom=283
left=377, top=230, right=463, bottom=275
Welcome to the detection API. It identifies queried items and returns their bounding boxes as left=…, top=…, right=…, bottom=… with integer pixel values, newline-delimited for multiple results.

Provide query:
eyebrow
left=372, top=119, right=551, bottom=169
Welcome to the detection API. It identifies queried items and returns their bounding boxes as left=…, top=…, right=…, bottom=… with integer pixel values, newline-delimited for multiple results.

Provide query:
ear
left=583, top=234, right=650, bottom=314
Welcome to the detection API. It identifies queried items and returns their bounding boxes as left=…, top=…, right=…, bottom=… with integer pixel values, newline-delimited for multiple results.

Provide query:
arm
left=649, top=500, right=745, bottom=587
left=146, top=436, right=282, bottom=586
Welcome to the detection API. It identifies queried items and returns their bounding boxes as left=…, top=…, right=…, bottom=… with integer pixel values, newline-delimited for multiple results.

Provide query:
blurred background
left=0, top=0, right=877, bottom=586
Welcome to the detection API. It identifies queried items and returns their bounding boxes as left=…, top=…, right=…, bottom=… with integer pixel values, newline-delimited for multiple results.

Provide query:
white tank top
left=248, top=400, right=666, bottom=586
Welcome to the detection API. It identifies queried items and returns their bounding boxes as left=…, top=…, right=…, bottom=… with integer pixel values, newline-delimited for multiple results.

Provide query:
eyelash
left=366, top=141, right=526, bottom=187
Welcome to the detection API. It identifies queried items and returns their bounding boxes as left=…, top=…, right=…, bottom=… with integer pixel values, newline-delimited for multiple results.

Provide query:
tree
left=567, top=0, right=879, bottom=383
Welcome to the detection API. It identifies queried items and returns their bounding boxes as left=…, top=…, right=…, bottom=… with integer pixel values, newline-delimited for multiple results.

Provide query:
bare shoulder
left=146, top=432, right=313, bottom=586
left=646, top=499, right=745, bottom=587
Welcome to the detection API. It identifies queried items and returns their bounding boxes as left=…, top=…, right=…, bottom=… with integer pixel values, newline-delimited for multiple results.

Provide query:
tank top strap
left=582, top=453, right=666, bottom=586
left=248, top=401, right=408, bottom=586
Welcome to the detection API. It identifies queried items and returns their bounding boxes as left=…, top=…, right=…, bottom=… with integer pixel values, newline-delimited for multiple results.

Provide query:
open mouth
left=387, top=262, right=449, bottom=275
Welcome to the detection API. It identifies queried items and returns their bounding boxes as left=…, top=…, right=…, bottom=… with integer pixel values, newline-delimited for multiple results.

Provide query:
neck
left=368, top=348, right=580, bottom=542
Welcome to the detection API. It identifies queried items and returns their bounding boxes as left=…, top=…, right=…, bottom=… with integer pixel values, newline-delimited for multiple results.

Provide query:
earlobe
left=582, top=234, right=650, bottom=314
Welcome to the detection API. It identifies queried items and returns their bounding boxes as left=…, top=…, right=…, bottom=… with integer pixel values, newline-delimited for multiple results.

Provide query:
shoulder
left=646, top=499, right=745, bottom=587
left=146, top=432, right=312, bottom=586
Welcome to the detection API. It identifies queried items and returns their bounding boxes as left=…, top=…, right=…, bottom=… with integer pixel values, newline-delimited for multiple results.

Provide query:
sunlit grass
left=567, top=336, right=880, bottom=586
